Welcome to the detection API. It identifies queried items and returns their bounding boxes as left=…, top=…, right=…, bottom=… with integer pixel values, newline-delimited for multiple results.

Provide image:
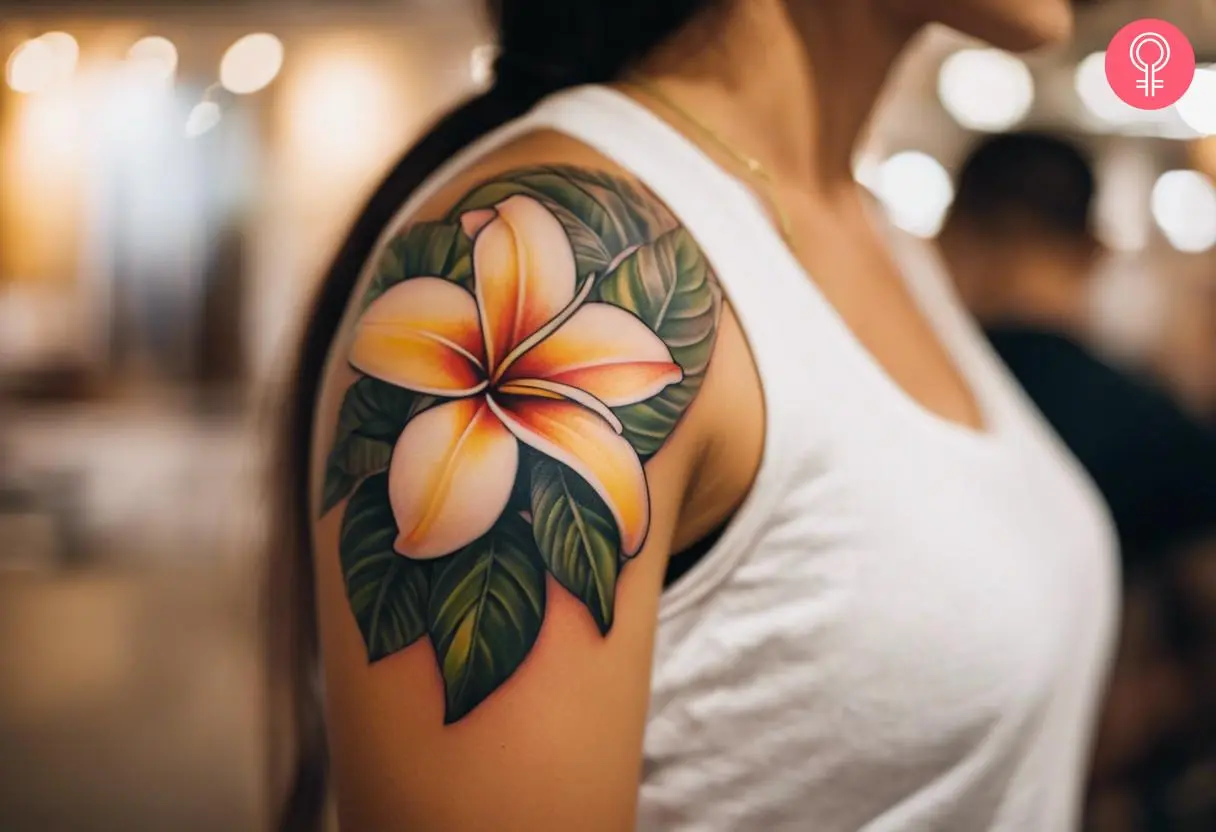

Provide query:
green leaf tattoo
left=596, top=228, right=723, bottom=457
left=427, top=515, right=547, bottom=724
left=341, top=473, right=430, bottom=661
left=363, top=220, right=472, bottom=309
left=530, top=458, right=620, bottom=635
left=321, top=165, right=721, bottom=723
left=321, top=377, right=436, bottom=515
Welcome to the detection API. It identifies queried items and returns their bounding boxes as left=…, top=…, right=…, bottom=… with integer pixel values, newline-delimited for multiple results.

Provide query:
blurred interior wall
left=249, top=19, right=484, bottom=386
left=0, top=7, right=489, bottom=390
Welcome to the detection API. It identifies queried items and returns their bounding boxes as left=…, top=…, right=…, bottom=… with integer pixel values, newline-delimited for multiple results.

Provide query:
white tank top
left=400, top=85, right=1120, bottom=831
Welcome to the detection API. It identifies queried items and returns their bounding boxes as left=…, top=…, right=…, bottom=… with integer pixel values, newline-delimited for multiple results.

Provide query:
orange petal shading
left=504, top=303, right=683, bottom=406
left=473, top=195, right=576, bottom=373
left=389, top=397, right=519, bottom=559
left=496, top=378, right=624, bottom=434
left=350, top=278, right=488, bottom=396
left=488, top=394, right=650, bottom=557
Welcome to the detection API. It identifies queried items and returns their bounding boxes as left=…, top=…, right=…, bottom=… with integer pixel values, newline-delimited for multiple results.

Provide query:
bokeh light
left=6, top=32, right=79, bottom=94
left=219, top=33, right=284, bottom=95
left=873, top=151, right=954, bottom=238
left=938, top=48, right=1034, bottom=132
left=127, top=36, right=179, bottom=81
left=1150, top=169, right=1216, bottom=252
left=1176, top=67, right=1216, bottom=136
left=38, top=32, right=79, bottom=81
left=185, top=101, right=222, bottom=138
left=1075, top=51, right=1136, bottom=124
left=284, top=47, right=395, bottom=170
left=6, top=40, right=55, bottom=94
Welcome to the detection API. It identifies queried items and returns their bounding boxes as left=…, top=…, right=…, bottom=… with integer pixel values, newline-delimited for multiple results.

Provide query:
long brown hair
left=265, top=2, right=719, bottom=828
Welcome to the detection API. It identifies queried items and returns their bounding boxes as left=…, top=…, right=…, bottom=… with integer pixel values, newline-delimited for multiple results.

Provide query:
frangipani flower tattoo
left=322, top=166, right=721, bottom=723
left=351, top=194, right=682, bottom=561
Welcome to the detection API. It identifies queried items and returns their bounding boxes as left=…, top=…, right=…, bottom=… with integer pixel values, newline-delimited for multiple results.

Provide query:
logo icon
left=1105, top=19, right=1195, bottom=109
left=1131, top=32, right=1170, bottom=96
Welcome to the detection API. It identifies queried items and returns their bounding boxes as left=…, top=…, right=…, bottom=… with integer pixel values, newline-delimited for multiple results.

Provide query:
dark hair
left=945, top=130, right=1097, bottom=240
left=266, top=2, right=717, bottom=829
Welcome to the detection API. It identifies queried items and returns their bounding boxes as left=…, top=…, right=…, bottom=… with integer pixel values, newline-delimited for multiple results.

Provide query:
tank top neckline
left=500, top=85, right=1118, bottom=832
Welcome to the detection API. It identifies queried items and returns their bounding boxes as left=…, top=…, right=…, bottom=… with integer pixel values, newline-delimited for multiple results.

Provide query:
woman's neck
left=635, top=0, right=918, bottom=195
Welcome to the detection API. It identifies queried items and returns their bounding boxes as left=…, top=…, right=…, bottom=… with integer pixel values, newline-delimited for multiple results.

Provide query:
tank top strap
left=513, top=85, right=808, bottom=617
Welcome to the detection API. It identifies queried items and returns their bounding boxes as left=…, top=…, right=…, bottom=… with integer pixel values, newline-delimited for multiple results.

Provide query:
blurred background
left=0, top=0, right=1213, bottom=830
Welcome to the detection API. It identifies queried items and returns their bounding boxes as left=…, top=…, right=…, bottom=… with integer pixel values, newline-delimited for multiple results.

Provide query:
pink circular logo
left=1105, top=19, right=1195, bottom=109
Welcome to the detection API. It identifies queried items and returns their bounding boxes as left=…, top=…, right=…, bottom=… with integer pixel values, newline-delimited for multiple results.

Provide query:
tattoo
left=320, top=166, right=722, bottom=723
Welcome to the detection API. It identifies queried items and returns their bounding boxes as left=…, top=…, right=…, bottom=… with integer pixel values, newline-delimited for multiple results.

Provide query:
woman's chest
left=652, top=421, right=1119, bottom=766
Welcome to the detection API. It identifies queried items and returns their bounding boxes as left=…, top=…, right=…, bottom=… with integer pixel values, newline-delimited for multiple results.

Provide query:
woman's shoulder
left=314, top=129, right=730, bottom=492
left=305, top=130, right=746, bottom=827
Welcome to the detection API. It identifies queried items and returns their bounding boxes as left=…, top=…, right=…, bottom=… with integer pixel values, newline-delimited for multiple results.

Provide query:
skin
left=311, top=0, right=1076, bottom=828
left=888, top=0, right=1073, bottom=52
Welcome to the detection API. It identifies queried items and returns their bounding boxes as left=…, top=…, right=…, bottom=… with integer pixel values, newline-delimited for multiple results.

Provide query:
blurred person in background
left=940, top=132, right=1216, bottom=564
left=269, top=2, right=1120, bottom=831
left=939, top=131, right=1216, bottom=830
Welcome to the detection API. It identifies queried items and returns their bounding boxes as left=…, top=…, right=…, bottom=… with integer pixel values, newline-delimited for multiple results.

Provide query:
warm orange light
left=5, top=33, right=79, bottom=94
left=0, top=86, right=86, bottom=283
left=39, top=32, right=79, bottom=80
left=281, top=45, right=397, bottom=177
left=7, top=40, right=56, bottom=93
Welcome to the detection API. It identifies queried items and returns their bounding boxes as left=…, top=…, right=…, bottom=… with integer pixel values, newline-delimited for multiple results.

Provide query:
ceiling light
left=1150, top=169, right=1216, bottom=252
left=128, top=36, right=179, bottom=81
left=938, top=48, right=1034, bottom=131
left=874, top=151, right=954, bottom=238
left=1075, top=51, right=1137, bottom=124
left=38, top=32, right=79, bottom=82
left=1176, top=67, right=1216, bottom=135
left=7, top=39, right=56, bottom=94
left=186, top=101, right=222, bottom=138
left=220, top=33, right=284, bottom=95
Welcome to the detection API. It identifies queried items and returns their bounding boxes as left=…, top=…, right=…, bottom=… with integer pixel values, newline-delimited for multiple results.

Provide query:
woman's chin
left=898, top=0, right=1075, bottom=53
left=991, top=7, right=1074, bottom=52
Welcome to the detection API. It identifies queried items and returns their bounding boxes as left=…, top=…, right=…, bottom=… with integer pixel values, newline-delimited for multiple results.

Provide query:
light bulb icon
left=1130, top=31, right=1170, bottom=97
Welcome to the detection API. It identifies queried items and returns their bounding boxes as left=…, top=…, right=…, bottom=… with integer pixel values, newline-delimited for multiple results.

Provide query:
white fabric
left=385, top=84, right=1120, bottom=831
left=518, top=87, right=1118, bottom=832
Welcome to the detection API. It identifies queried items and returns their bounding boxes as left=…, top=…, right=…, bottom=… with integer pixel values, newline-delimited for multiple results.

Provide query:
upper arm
left=310, top=142, right=723, bottom=830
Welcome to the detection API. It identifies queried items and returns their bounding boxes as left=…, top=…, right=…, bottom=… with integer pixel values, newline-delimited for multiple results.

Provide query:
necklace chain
left=627, top=76, right=795, bottom=249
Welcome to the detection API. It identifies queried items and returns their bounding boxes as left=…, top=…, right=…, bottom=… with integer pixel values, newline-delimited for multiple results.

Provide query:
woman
left=270, top=0, right=1118, bottom=829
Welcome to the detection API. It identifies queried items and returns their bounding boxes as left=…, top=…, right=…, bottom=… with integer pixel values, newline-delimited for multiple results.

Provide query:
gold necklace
left=627, top=75, right=795, bottom=249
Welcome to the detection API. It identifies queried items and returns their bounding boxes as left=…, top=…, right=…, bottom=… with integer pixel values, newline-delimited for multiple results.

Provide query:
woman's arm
left=309, top=140, right=722, bottom=830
